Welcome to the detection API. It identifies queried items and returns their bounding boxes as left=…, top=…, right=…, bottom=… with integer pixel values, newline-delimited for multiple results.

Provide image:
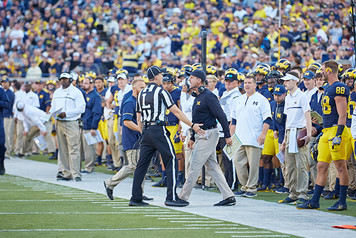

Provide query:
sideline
left=3, top=157, right=356, bottom=238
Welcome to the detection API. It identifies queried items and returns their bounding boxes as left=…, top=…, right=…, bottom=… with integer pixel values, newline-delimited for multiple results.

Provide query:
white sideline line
left=231, top=236, right=290, bottom=238
left=145, top=215, right=196, bottom=217
left=0, top=189, right=28, bottom=191
left=184, top=224, right=240, bottom=227
left=0, top=200, right=109, bottom=202
left=93, top=202, right=128, bottom=204
left=0, top=227, right=247, bottom=232
left=157, top=217, right=210, bottom=220
left=0, top=212, right=169, bottom=215
left=215, top=231, right=271, bottom=234
left=170, top=221, right=223, bottom=223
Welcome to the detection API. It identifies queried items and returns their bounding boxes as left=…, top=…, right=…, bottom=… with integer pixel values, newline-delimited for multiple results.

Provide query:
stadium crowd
left=0, top=0, right=356, bottom=209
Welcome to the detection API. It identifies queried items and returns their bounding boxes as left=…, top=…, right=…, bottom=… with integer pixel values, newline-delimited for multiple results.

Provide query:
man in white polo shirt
left=231, top=75, right=271, bottom=197
left=50, top=72, right=86, bottom=182
left=279, top=72, right=312, bottom=204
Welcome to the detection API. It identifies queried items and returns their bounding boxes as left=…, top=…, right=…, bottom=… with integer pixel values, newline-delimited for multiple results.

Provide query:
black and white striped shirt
left=136, top=83, right=174, bottom=123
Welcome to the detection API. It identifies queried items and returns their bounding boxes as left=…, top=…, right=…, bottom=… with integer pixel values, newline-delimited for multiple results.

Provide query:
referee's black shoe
left=214, top=196, right=236, bottom=206
left=103, top=181, right=114, bottom=200
left=165, top=198, right=189, bottom=207
left=129, top=200, right=149, bottom=206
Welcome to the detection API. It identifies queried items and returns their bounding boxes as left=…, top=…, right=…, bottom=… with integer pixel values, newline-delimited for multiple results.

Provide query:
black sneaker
left=142, top=195, right=154, bottom=201
left=103, top=181, right=114, bottom=200
left=74, top=177, right=82, bottom=182
left=56, top=171, right=63, bottom=179
left=57, top=176, right=71, bottom=181
left=0, top=168, right=5, bottom=175
left=165, top=198, right=189, bottom=207
left=129, top=200, right=149, bottom=206
left=214, top=196, right=236, bottom=206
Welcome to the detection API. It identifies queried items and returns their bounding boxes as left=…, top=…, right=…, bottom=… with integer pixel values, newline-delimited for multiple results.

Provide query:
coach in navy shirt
left=1, top=77, right=14, bottom=159
left=81, top=77, right=103, bottom=173
left=179, top=69, right=236, bottom=206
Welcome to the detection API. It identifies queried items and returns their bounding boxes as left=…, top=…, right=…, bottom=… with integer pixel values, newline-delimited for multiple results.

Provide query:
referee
left=130, top=66, right=203, bottom=207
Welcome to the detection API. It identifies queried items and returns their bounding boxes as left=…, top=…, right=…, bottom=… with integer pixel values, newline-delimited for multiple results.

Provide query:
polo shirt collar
left=290, top=88, right=301, bottom=97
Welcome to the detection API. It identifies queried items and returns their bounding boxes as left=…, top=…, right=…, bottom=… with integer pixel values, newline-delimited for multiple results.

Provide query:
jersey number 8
left=322, top=95, right=331, bottom=115
left=336, top=87, right=345, bottom=94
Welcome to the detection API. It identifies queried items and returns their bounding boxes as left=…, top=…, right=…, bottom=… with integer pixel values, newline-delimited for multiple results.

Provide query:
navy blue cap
left=190, top=69, right=206, bottom=83
left=225, top=73, right=238, bottom=81
left=273, top=85, right=287, bottom=95
left=1, top=76, right=9, bottom=82
left=147, top=66, right=162, bottom=79
left=35, top=80, right=43, bottom=84
left=303, top=71, right=315, bottom=80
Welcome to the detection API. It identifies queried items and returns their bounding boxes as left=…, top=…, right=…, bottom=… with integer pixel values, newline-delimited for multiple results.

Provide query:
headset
left=58, top=72, right=73, bottom=82
left=191, top=85, right=206, bottom=97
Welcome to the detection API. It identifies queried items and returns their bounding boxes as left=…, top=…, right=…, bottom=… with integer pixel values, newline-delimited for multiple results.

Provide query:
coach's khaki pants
left=24, top=126, right=40, bottom=155
left=327, top=161, right=337, bottom=191
left=107, top=118, right=120, bottom=167
left=348, top=153, right=356, bottom=190
left=285, top=130, right=309, bottom=200
left=4, top=117, right=14, bottom=157
left=307, top=137, right=318, bottom=187
left=45, top=122, right=55, bottom=153
left=279, top=143, right=290, bottom=189
left=81, top=130, right=96, bottom=173
left=117, top=119, right=127, bottom=164
left=15, top=120, right=24, bottom=155
left=234, top=145, right=262, bottom=194
left=180, top=128, right=234, bottom=201
left=56, top=120, right=81, bottom=179
left=105, top=149, right=140, bottom=189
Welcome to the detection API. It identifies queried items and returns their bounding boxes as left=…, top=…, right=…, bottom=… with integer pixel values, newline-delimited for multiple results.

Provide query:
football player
left=297, top=60, right=351, bottom=211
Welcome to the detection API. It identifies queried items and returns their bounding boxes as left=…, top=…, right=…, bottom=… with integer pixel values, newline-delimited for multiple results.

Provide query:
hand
left=280, top=140, right=286, bottom=152
left=301, top=135, right=311, bottom=145
left=41, top=131, right=47, bottom=137
left=90, top=129, right=97, bottom=137
left=257, top=133, right=266, bottom=146
left=58, top=112, right=66, bottom=119
left=312, top=127, right=317, bottom=137
left=180, top=134, right=186, bottom=142
left=187, top=140, right=194, bottom=149
left=23, top=131, right=28, bottom=136
left=192, top=123, right=205, bottom=136
left=274, top=131, right=278, bottom=139
left=182, top=85, right=188, bottom=93
left=225, top=137, right=233, bottom=146
left=328, top=136, right=341, bottom=150
left=14, top=118, right=18, bottom=123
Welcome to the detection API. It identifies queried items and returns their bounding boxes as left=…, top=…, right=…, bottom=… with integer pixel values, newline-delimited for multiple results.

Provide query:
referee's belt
left=143, top=121, right=167, bottom=128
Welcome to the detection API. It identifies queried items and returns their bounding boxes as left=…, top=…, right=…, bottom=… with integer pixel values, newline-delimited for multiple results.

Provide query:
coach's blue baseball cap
left=190, top=69, right=206, bottom=83
left=273, top=85, right=286, bottom=95
left=1, top=76, right=9, bottom=82
left=303, top=71, right=315, bottom=80
left=147, top=66, right=162, bottom=79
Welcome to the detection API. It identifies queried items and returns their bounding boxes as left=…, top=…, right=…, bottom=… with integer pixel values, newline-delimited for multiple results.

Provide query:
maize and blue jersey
left=346, top=91, right=356, bottom=127
left=321, top=81, right=349, bottom=128
left=166, top=86, right=181, bottom=125
left=36, top=89, right=51, bottom=112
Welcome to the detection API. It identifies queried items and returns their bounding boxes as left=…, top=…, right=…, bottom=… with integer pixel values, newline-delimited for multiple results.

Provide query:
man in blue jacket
left=1, top=77, right=14, bottom=159
left=0, top=85, right=10, bottom=175
left=81, top=76, right=103, bottom=173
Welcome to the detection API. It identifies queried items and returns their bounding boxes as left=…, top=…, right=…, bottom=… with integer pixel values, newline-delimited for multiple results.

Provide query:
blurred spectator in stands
left=26, top=59, right=42, bottom=80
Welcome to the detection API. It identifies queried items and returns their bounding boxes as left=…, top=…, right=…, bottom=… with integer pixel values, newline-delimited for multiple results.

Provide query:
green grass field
left=0, top=174, right=297, bottom=238
left=22, top=154, right=356, bottom=217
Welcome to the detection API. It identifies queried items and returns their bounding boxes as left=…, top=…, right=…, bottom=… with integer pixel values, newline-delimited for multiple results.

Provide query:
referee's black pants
left=131, top=126, right=178, bottom=202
